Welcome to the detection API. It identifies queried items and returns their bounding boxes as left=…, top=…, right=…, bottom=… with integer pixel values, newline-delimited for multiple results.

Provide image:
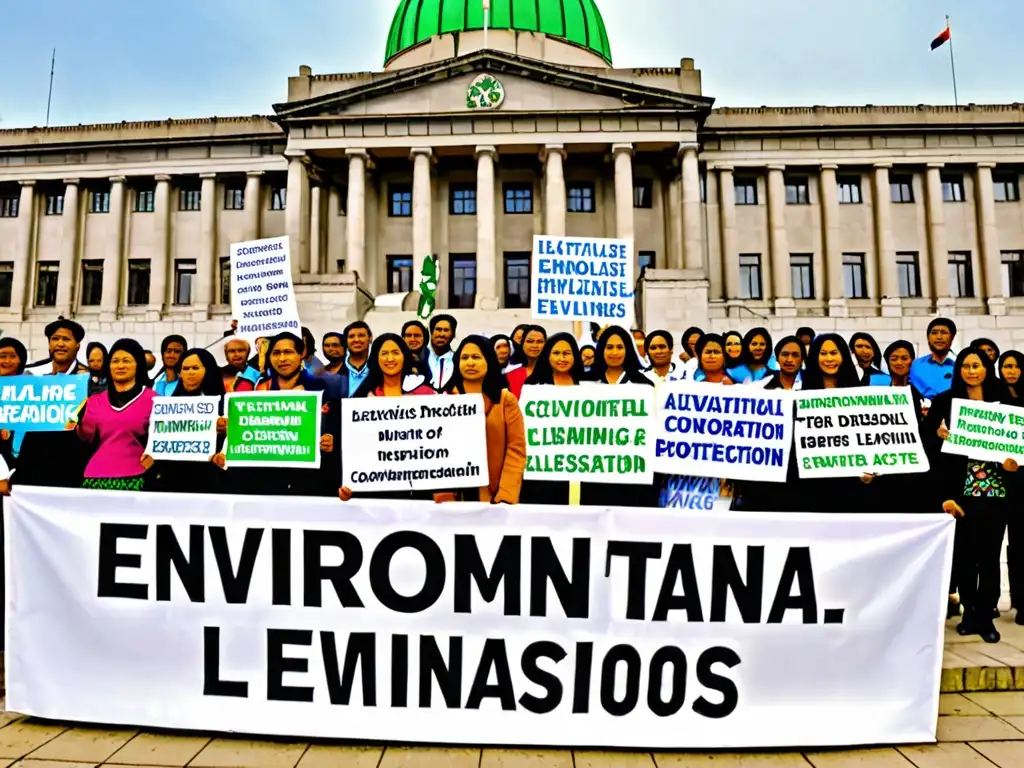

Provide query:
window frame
left=941, top=174, right=965, bottom=203
left=80, top=260, right=104, bottom=307
left=89, top=189, right=111, bottom=214
left=45, top=192, right=64, bottom=216
left=269, top=185, right=287, bottom=211
left=842, top=252, right=867, bottom=299
left=224, top=186, right=245, bottom=211
left=784, top=177, right=810, bottom=205
left=1001, top=250, right=1024, bottom=297
left=633, top=179, right=653, bottom=209
left=449, top=183, right=477, bottom=216
left=738, top=253, right=763, bottom=300
left=0, top=262, right=13, bottom=307
left=837, top=175, right=863, bottom=205
left=34, top=261, right=59, bottom=308
left=948, top=251, right=975, bottom=298
left=734, top=178, right=758, bottom=206
left=386, top=255, right=413, bottom=294
left=126, top=259, right=151, bottom=306
left=890, top=175, right=914, bottom=204
left=895, top=251, right=922, bottom=298
left=0, top=197, right=18, bottom=218
left=502, top=182, right=533, bottom=214
left=994, top=174, right=1021, bottom=203
left=133, top=188, right=155, bottom=214
left=173, top=259, right=198, bottom=306
left=503, top=252, right=531, bottom=309
left=178, top=188, right=202, bottom=212
left=789, top=253, right=814, bottom=299
left=567, top=181, right=596, bottom=214
left=448, top=254, right=477, bottom=309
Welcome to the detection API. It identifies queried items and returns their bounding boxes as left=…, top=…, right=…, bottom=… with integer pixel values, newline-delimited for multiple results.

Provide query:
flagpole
left=45, top=48, right=55, bottom=126
left=946, top=15, right=959, bottom=107
left=483, top=0, right=490, bottom=49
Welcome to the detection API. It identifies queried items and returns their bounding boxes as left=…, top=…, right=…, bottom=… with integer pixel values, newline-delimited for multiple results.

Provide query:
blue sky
left=0, top=0, right=1018, bottom=128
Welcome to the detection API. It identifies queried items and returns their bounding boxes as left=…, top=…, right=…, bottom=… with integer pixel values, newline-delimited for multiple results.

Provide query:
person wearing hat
left=910, top=317, right=957, bottom=402
left=12, top=319, right=91, bottom=488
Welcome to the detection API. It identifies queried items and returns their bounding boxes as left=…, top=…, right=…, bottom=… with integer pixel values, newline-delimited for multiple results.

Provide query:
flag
left=930, top=25, right=950, bottom=50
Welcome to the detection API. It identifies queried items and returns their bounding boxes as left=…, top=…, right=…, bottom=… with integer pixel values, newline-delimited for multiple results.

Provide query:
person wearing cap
left=909, top=317, right=957, bottom=401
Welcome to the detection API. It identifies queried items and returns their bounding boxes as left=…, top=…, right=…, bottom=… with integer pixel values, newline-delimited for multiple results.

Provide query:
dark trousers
left=1009, top=516, right=1023, bottom=609
left=954, top=498, right=1007, bottom=618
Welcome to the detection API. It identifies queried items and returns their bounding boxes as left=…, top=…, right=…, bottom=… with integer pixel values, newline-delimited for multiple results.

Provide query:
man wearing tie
left=427, top=314, right=457, bottom=391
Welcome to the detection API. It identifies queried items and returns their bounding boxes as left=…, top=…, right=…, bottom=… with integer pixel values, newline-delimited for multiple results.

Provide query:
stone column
left=820, top=164, right=845, bottom=316
left=680, top=143, right=703, bottom=269
left=12, top=180, right=36, bottom=315
left=667, top=176, right=683, bottom=269
left=411, top=147, right=433, bottom=279
left=345, top=149, right=367, bottom=282
left=975, top=162, right=1004, bottom=316
left=925, top=163, right=952, bottom=309
left=244, top=171, right=262, bottom=241
left=285, top=150, right=311, bottom=278
left=873, top=163, right=900, bottom=316
left=55, top=179, right=79, bottom=314
left=150, top=175, right=171, bottom=312
left=543, top=144, right=566, bottom=237
left=195, top=172, right=217, bottom=308
left=717, top=166, right=741, bottom=304
left=475, top=145, right=498, bottom=309
left=309, top=184, right=323, bottom=276
left=100, top=176, right=127, bottom=312
left=612, top=143, right=634, bottom=240
left=767, top=165, right=793, bottom=314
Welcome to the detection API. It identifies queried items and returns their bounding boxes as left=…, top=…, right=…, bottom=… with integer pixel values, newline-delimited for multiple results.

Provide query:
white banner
left=942, top=398, right=1024, bottom=463
left=651, top=382, right=793, bottom=482
left=340, top=394, right=489, bottom=491
left=530, top=235, right=634, bottom=324
left=521, top=384, right=654, bottom=484
left=230, top=236, right=302, bottom=342
left=794, top=388, right=929, bottom=479
left=7, top=488, right=952, bottom=749
left=145, top=396, right=220, bottom=462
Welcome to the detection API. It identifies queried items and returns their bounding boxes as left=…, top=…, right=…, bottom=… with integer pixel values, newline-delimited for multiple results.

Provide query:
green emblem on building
left=467, top=74, right=505, bottom=110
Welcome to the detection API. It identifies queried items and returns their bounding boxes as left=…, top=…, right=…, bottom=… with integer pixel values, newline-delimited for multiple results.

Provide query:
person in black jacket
left=924, top=346, right=1018, bottom=642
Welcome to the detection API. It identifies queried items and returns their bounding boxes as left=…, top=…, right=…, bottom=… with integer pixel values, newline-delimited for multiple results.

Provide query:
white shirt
left=428, top=349, right=455, bottom=390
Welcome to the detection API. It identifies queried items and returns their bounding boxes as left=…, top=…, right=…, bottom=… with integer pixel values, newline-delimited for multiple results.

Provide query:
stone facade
left=1, top=31, right=1024, bottom=359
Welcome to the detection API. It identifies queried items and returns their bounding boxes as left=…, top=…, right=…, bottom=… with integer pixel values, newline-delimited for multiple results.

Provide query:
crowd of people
left=0, top=313, right=1018, bottom=646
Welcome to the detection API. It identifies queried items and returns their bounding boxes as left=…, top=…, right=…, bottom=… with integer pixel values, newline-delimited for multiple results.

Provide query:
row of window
left=0, top=186, right=289, bottom=218
left=388, top=180, right=656, bottom=218
left=737, top=250, right=1024, bottom=301
left=383, top=250, right=658, bottom=309
left=736, top=173, right=1021, bottom=207
left=8, top=246, right=1024, bottom=311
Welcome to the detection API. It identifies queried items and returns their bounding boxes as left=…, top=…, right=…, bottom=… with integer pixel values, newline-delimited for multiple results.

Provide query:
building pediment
left=272, top=51, right=713, bottom=124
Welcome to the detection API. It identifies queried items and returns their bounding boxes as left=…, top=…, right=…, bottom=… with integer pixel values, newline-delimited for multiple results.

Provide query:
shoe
left=957, top=617, right=979, bottom=636
left=979, top=624, right=1001, bottom=644
left=994, top=608, right=1002, bottom=619
left=1015, top=610, right=1024, bottom=626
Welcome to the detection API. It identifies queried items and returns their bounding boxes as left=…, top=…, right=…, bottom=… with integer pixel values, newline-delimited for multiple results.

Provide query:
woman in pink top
left=76, top=338, right=155, bottom=491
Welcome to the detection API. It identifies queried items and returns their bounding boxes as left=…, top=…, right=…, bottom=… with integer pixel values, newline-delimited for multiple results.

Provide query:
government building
left=2, top=0, right=1024, bottom=356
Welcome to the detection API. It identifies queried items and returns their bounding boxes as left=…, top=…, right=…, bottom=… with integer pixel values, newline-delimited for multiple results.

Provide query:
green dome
left=385, top=0, right=613, bottom=65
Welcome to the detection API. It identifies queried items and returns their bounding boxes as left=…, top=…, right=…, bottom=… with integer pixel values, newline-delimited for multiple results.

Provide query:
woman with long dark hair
left=730, top=327, right=776, bottom=384
left=644, top=330, right=683, bottom=383
left=926, top=347, right=1019, bottom=641
left=692, top=334, right=735, bottom=384
left=506, top=325, right=546, bottom=398
left=440, top=335, right=525, bottom=504
left=849, top=332, right=885, bottom=384
left=723, top=330, right=744, bottom=372
left=1000, top=350, right=1024, bottom=405
left=521, top=333, right=583, bottom=505
left=587, top=325, right=652, bottom=385
left=148, top=348, right=227, bottom=495
left=75, top=338, right=155, bottom=491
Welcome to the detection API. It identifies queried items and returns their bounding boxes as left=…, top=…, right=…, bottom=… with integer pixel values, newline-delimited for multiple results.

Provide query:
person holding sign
left=520, top=333, right=584, bottom=505
left=75, top=339, right=155, bottom=492
left=439, top=335, right=525, bottom=504
left=0, top=337, right=29, bottom=492
left=339, top=334, right=436, bottom=502
left=148, top=348, right=227, bottom=494
left=925, top=347, right=1019, bottom=641
left=506, top=325, right=546, bottom=399
left=797, top=334, right=867, bottom=513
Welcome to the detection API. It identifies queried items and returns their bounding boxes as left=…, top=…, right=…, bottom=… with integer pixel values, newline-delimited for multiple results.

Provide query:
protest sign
left=8, top=486, right=952, bottom=748
left=793, top=387, right=928, bottom=479
left=651, top=382, right=792, bottom=482
left=659, top=475, right=732, bottom=511
left=224, top=391, right=322, bottom=469
left=520, top=384, right=654, bottom=484
left=942, top=398, right=1024, bottom=463
left=0, top=374, right=88, bottom=431
left=341, top=394, right=488, bottom=492
left=230, top=236, right=301, bottom=342
left=145, top=396, right=220, bottom=462
left=531, top=235, right=634, bottom=323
